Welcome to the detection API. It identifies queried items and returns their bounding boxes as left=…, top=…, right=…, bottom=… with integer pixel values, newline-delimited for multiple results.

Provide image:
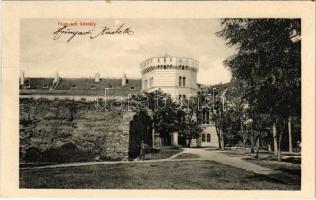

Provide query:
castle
left=19, top=55, right=219, bottom=148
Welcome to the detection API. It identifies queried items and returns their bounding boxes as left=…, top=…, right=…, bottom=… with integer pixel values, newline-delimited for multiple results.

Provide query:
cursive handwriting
left=53, top=24, right=134, bottom=42
left=90, top=24, right=134, bottom=39
left=53, top=25, right=93, bottom=42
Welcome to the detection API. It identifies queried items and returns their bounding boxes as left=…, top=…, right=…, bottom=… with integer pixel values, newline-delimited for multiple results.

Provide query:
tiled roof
left=20, top=77, right=142, bottom=96
left=20, top=78, right=54, bottom=90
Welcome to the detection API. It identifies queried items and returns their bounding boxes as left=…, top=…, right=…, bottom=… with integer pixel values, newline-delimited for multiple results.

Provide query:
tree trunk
left=152, top=125, right=155, bottom=148
left=255, top=137, right=260, bottom=158
left=250, top=135, right=255, bottom=154
left=267, top=144, right=272, bottom=152
left=216, top=127, right=221, bottom=149
left=277, top=121, right=285, bottom=162
left=273, top=122, right=278, bottom=156
left=288, top=116, right=293, bottom=153
left=278, top=131, right=283, bottom=161
left=220, top=128, right=225, bottom=150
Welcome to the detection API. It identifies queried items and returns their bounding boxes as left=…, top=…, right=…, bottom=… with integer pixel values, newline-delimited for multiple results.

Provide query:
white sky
left=21, top=19, right=236, bottom=85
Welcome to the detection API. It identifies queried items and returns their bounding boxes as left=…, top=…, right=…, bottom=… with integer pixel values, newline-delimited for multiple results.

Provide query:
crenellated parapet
left=140, top=55, right=199, bottom=100
left=140, top=55, right=199, bottom=75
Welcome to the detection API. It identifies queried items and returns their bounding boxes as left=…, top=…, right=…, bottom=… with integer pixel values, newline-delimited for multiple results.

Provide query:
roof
left=20, top=78, right=54, bottom=90
left=20, top=77, right=142, bottom=96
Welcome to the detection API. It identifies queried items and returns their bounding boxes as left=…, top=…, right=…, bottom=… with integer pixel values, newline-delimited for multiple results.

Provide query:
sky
left=20, top=19, right=236, bottom=85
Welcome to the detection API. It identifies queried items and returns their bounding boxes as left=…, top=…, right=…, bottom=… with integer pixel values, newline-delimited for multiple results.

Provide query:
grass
left=20, top=160, right=300, bottom=189
left=217, top=148, right=301, bottom=185
left=174, top=153, right=200, bottom=159
left=142, top=147, right=183, bottom=160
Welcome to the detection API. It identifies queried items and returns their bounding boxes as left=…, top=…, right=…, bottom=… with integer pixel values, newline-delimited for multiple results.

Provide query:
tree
left=131, top=90, right=184, bottom=146
left=217, top=19, right=301, bottom=161
left=179, top=96, right=203, bottom=147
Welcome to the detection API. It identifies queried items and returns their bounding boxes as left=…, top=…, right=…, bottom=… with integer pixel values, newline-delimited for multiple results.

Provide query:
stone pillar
left=171, top=132, right=179, bottom=146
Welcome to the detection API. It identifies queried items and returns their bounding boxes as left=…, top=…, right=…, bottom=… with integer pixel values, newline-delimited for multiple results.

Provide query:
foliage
left=217, top=19, right=301, bottom=160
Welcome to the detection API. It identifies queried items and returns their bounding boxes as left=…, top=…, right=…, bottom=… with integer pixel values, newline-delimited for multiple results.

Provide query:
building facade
left=19, top=55, right=219, bottom=149
left=140, top=55, right=218, bottom=148
left=140, top=55, right=199, bottom=100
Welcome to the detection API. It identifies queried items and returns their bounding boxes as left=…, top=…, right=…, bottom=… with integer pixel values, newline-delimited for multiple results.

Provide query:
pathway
left=181, top=148, right=281, bottom=175
left=21, top=148, right=281, bottom=176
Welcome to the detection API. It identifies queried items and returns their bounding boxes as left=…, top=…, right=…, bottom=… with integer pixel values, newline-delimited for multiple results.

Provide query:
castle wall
left=19, top=98, right=138, bottom=162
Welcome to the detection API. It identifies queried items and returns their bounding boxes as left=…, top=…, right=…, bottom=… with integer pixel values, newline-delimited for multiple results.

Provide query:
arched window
left=202, top=134, right=206, bottom=142
left=207, top=134, right=211, bottom=142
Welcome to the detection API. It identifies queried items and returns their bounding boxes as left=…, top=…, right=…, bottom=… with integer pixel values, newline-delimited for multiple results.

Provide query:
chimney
left=122, top=73, right=127, bottom=86
left=20, top=71, right=25, bottom=85
left=53, top=72, right=60, bottom=83
left=95, top=73, right=100, bottom=83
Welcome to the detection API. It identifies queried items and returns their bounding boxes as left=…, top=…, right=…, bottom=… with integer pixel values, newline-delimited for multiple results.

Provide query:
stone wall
left=19, top=98, right=137, bottom=162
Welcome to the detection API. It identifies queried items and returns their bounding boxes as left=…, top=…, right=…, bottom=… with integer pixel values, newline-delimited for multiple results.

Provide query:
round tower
left=140, top=55, right=199, bottom=100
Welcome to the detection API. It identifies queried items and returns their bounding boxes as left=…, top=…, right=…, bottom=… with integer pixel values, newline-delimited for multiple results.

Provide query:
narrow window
left=202, top=110, right=210, bottom=124
left=150, top=77, right=153, bottom=87
left=144, top=80, right=147, bottom=89
left=182, top=77, right=186, bottom=87
left=207, top=134, right=211, bottom=142
left=202, top=134, right=206, bottom=142
left=179, top=76, right=182, bottom=86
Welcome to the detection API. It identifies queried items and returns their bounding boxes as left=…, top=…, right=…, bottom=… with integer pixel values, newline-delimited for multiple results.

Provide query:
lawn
left=141, top=147, right=183, bottom=160
left=217, top=148, right=301, bottom=185
left=174, top=153, right=200, bottom=159
left=20, top=160, right=300, bottom=190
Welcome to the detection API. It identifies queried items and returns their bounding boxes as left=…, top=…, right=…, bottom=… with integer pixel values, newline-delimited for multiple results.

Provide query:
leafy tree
left=179, top=96, right=203, bottom=147
left=217, top=19, right=301, bottom=161
left=131, top=90, right=184, bottom=146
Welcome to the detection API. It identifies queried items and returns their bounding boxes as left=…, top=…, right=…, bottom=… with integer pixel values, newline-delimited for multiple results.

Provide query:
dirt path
left=181, top=148, right=281, bottom=175
left=21, top=148, right=280, bottom=176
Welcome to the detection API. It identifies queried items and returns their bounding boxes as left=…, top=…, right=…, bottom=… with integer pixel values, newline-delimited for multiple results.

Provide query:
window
left=183, top=95, right=186, bottom=99
left=150, top=77, right=153, bottom=87
left=90, top=85, right=96, bottom=89
left=144, top=80, right=148, bottom=89
left=170, top=58, right=172, bottom=62
left=158, top=58, right=160, bottom=63
left=202, top=134, right=206, bottom=142
left=179, top=76, right=182, bottom=86
left=202, top=110, right=210, bottom=124
left=182, top=77, right=186, bottom=87
left=43, top=84, right=48, bottom=89
left=164, top=57, right=166, bottom=63
left=179, top=95, right=182, bottom=101
left=25, top=80, right=30, bottom=88
left=207, top=134, right=211, bottom=142
left=130, top=86, right=135, bottom=90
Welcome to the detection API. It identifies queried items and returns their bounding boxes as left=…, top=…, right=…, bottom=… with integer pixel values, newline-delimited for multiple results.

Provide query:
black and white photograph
left=17, top=18, right=303, bottom=190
